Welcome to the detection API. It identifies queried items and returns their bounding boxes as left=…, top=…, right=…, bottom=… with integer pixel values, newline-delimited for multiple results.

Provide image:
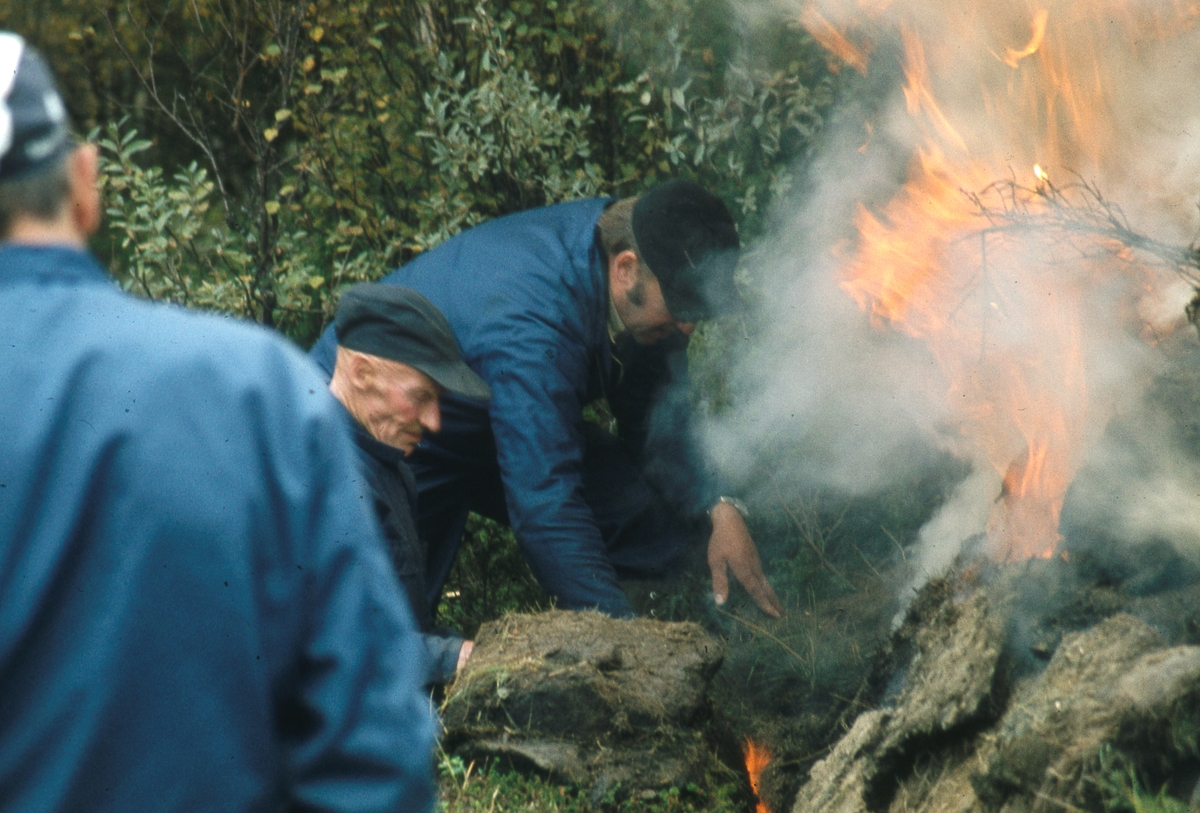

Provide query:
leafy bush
left=96, top=118, right=382, bottom=338
left=45, top=0, right=834, bottom=334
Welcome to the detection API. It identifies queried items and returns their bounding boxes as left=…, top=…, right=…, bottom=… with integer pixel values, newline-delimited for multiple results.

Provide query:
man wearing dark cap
left=328, top=282, right=491, bottom=684
left=0, top=34, right=436, bottom=812
left=311, top=180, right=783, bottom=620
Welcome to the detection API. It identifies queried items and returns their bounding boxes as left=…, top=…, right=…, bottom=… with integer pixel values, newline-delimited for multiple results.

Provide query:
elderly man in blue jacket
left=0, top=35, right=435, bottom=812
left=328, top=283, right=492, bottom=684
left=312, top=181, right=783, bottom=619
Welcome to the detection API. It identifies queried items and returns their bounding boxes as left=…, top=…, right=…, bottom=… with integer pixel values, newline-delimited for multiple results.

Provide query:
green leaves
left=407, top=5, right=604, bottom=245
left=55, top=0, right=835, bottom=346
left=96, top=118, right=377, bottom=340
left=99, top=121, right=247, bottom=315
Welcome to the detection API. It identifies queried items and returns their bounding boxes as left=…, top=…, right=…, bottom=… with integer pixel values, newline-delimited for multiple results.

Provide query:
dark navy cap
left=631, top=179, right=741, bottom=322
left=0, top=34, right=71, bottom=182
left=335, top=283, right=491, bottom=401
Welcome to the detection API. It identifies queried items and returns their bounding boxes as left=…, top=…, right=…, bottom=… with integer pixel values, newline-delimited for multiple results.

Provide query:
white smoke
left=1065, top=355, right=1200, bottom=561
left=704, top=0, right=1200, bottom=583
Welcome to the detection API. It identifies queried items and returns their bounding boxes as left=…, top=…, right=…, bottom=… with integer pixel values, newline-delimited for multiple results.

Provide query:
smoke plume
left=703, top=0, right=1200, bottom=584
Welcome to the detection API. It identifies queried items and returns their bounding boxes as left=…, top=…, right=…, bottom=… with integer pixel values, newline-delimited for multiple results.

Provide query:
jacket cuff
left=421, top=633, right=466, bottom=686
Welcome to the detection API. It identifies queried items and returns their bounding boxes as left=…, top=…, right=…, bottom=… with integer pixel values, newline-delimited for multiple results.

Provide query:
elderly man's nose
left=423, top=402, right=441, bottom=434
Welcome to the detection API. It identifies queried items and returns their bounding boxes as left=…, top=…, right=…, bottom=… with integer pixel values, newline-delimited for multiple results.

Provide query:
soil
left=440, top=610, right=731, bottom=801
left=710, top=567, right=905, bottom=813
left=438, top=528, right=917, bottom=810
left=440, top=514, right=1200, bottom=813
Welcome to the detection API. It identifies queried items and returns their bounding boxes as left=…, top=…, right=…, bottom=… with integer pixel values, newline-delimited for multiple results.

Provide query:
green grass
left=1096, top=744, right=1197, bottom=813
left=1102, top=770, right=1193, bottom=813
left=437, top=752, right=744, bottom=812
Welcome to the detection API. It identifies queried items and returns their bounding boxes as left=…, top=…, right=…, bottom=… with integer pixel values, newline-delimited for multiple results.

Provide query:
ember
left=743, top=738, right=774, bottom=813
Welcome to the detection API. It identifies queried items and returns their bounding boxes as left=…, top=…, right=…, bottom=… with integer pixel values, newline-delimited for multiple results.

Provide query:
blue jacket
left=312, top=199, right=718, bottom=615
left=0, top=245, right=436, bottom=812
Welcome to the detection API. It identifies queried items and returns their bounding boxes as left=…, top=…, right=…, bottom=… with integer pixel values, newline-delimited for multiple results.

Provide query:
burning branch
left=963, top=173, right=1200, bottom=326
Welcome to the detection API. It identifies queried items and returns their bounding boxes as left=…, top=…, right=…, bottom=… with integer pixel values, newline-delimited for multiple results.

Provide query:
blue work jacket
left=312, top=199, right=718, bottom=615
left=0, top=245, right=436, bottom=812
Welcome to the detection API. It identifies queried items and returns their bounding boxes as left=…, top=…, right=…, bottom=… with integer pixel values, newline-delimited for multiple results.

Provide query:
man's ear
left=347, top=351, right=377, bottom=391
left=68, top=144, right=102, bottom=238
left=608, top=249, right=641, bottom=293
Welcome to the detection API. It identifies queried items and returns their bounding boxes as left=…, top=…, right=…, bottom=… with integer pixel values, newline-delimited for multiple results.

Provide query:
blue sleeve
left=481, top=317, right=634, bottom=617
left=421, top=633, right=466, bottom=686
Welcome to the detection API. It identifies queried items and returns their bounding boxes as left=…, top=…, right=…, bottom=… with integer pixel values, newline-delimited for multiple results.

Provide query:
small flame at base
left=743, top=738, right=774, bottom=813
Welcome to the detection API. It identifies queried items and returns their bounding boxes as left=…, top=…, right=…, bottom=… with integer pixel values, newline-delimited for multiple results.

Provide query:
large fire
left=798, top=0, right=1200, bottom=559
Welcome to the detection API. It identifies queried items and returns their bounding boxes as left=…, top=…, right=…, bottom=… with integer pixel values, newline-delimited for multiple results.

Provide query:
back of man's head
left=597, top=180, right=741, bottom=322
left=0, top=33, right=74, bottom=238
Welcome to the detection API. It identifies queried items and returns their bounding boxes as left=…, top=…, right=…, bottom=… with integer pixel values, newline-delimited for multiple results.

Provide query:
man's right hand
left=707, top=502, right=784, bottom=618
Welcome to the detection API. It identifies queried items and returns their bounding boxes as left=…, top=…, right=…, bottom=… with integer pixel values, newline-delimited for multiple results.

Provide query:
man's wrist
left=709, top=495, right=749, bottom=520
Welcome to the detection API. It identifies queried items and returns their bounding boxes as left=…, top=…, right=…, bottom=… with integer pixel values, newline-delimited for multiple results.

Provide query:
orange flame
left=1001, top=9, right=1049, bottom=67
left=744, top=738, right=773, bottom=813
left=800, top=7, right=871, bottom=74
left=900, top=29, right=968, bottom=155
left=823, top=0, right=1200, bottom=560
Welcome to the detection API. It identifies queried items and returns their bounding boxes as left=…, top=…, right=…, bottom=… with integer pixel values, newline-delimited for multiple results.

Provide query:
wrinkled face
left=611, top=253, right=697, bottom=345
left=356, top=357, right=443, bottom=454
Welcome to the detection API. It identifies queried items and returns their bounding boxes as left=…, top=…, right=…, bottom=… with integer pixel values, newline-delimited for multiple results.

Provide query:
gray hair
left=0, top=153, right=71, bottom=238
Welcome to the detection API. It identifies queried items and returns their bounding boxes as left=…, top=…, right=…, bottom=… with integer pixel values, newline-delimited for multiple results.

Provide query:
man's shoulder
left=102, top=289, right=322, bottom=395
left=14, top=278, right=337, bottom=449
left=1, top=244, right=318, bottom=391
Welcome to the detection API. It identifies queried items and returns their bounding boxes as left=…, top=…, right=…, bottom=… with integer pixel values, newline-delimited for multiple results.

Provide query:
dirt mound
left=791, top=572, right=1200, bottom=813
left=441, top=610, right=728, bottom=799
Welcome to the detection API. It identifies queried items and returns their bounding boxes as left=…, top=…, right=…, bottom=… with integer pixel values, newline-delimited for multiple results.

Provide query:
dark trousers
left=408, top=413, right=698, bottom=613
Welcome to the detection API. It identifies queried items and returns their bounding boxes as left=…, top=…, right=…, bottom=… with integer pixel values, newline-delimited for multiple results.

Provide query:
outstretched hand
left=707, top=502, right=783, bottom=618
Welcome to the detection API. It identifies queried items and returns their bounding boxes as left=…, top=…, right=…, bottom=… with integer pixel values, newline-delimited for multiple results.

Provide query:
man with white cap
left=0, top=33, right=435, bottom=812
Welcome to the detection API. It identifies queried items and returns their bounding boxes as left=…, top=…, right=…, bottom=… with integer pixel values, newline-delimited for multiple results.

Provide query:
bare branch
left=963, top=173, right=1200, bottom=286
left=93, top=0, right=233, bottom=216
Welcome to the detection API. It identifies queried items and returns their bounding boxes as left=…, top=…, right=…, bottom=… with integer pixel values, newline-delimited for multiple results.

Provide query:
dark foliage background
left=7, top=0, right=834, bottom=341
